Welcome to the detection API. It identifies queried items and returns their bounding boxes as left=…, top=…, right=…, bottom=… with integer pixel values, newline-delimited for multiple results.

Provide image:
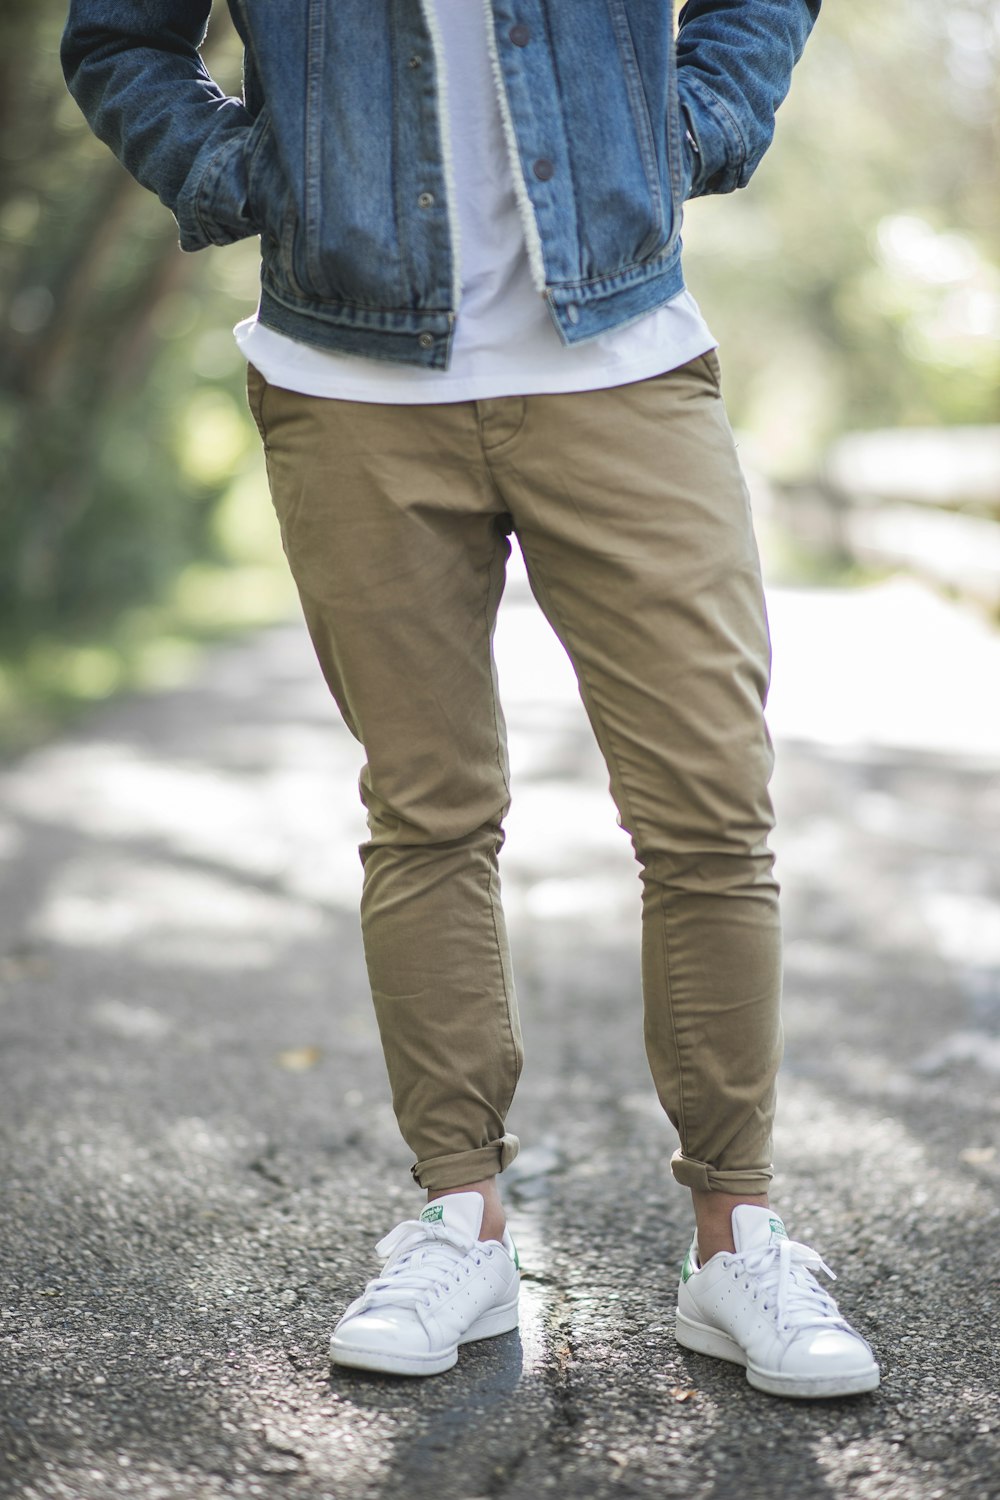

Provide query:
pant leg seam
left=658, top=884, right=690, bottom=1151
left=482, top=530, right=521, bottom=1122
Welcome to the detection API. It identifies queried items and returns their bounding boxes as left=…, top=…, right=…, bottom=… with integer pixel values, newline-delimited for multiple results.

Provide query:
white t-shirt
left=234, top=0, right=715, bottom=403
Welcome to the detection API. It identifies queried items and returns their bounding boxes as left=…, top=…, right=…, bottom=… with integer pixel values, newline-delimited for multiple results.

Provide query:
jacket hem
left=258, top=282, right=456, bottom=369
left=547, top=246, right=686, bottom=345
left=258, top=244, right=686, bottom=368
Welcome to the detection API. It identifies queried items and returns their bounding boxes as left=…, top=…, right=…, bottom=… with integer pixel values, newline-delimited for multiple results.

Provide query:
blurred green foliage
left=682, top=0, right=999, bottom=475
left=0, top=0, right=997, bottom=749
left=0, top=5, right=294, bottom=748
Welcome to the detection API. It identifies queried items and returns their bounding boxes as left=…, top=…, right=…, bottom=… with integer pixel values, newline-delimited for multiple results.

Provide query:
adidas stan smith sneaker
left=676, top=1205, right=880, bottom=1399
left=330, top=1191, right=520, bottom=1376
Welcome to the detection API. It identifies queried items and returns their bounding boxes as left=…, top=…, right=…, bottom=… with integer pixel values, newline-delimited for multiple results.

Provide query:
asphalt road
left=1, top=557, right=998, bottom=1500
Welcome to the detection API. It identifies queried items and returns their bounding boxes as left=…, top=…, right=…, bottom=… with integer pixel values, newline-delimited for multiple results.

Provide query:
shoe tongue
left=418, top=1191, right=484, bottom=1242
left=731, top=1205, right=788, bottom=1254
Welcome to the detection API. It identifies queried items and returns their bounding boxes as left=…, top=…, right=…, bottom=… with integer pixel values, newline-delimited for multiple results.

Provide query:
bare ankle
left=691, top=1189, right=770, bottom=1264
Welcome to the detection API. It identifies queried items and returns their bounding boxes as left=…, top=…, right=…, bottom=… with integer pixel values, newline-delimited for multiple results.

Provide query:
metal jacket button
left=509, top=24, right=530, bottom=46
left=533, top=158, right=554, bottom=181
left=417, top=191, right=435, bottom=209
left=417, top=332, right=435, bottom=349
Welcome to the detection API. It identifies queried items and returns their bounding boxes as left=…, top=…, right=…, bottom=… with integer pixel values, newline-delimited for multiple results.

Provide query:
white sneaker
left=329, top=1191, right=520, bottom=1376
left=675, top=1205, right=880, bottom=1399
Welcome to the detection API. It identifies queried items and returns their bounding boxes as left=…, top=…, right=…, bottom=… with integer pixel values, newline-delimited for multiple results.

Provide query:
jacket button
left=418, top=191, right=435, bottom=209
left=509, top=24, right=530, bottom=46
left=533, top=158, right=554, bottom=181
left=418, top=332, right=435, bottom=349
left=407, top=54, right=422, bottom=69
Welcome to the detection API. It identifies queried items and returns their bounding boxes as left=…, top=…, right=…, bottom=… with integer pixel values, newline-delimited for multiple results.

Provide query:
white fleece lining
left=480, top=0, right=548, bottom=293
left=419, top=0, right=462, bottom=309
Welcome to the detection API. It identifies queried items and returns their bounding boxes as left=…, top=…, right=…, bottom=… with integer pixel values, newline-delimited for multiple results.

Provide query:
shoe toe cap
left=332, top=1308, right=428, bottom=1358
left=784, top=1325, right=877, bottom=1377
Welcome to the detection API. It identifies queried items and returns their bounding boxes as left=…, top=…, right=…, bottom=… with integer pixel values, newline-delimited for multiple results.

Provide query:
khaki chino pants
left=247, top=351, right=783, bottom=1197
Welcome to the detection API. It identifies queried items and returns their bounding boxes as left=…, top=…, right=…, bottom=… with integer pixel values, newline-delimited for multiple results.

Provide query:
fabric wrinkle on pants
left=246, top=350, right=783, bottom=1196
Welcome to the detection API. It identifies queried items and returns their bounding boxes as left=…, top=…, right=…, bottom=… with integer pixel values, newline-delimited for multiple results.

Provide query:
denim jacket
left=61, top=1, right=819, bottom=369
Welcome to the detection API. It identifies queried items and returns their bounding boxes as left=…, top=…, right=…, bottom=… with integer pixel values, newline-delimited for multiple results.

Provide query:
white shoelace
left=353, top=1218, right=494, bottom=1320
left=723, top=1236, right=849, bottom=1336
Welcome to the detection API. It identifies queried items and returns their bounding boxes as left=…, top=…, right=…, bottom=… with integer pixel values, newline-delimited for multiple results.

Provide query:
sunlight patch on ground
left=765, top=576, right=1000, bottom=761
left=918, top=890, right=1000, bottom=969
left=33, top=855, right=322, bottom=967
left=5, top=736, right=366, bottom=911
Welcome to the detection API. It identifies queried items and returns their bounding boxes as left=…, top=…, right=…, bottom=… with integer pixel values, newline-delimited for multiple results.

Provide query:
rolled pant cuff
left=411, top=1133, right=520, bottom=1192
left=670, top=1148, right=774, bottom=1196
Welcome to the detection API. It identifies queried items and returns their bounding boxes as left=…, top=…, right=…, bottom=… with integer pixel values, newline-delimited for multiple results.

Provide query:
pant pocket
left=245, top=361, right=269, bottom=447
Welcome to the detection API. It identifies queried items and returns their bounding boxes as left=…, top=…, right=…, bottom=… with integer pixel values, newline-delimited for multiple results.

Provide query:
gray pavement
left=1, top=557, right=998, bottom=1500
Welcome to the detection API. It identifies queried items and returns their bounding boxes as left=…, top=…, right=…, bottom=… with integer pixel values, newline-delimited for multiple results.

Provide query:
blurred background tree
left=681, top=0, right=999, bottom=477
left=0, top=2, right=287, bottom=745
left=1, top=0, right=997, bottom=749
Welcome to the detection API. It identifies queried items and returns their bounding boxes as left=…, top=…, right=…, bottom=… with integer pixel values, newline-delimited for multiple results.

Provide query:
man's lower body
left=246, top=351, right=878, bottom=1396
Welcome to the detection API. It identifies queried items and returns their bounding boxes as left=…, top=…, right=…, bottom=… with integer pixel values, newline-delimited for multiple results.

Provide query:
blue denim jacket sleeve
left=60, top=0, right=256, bottom=251
left=676, top=0, right=821, bottom=199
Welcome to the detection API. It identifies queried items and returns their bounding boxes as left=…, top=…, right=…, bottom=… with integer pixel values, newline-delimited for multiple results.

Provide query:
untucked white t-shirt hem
left=234, top=296, right=716, bottom=405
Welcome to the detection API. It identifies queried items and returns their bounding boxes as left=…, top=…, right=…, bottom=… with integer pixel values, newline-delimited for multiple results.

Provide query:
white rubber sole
left=675, top=1311, right=880, bottom=1400
left=330, top=1296, right=520, bottom=1378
